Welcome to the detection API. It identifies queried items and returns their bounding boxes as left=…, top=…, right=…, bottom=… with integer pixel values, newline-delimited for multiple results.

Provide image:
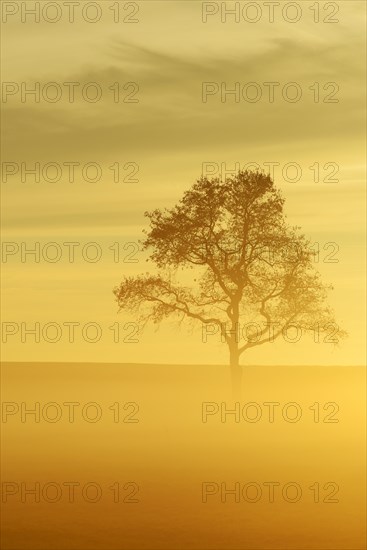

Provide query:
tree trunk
left=229, top=345, right=242, bottom=400
left=228, top=300, right=242, bottom=399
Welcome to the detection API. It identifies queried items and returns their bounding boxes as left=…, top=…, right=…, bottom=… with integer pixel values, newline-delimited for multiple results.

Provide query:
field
left=1, top=362, right=365, bottom=550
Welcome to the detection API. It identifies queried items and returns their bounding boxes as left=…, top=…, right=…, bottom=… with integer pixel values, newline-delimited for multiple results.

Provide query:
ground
left=1, top=362, right=365, bottom=549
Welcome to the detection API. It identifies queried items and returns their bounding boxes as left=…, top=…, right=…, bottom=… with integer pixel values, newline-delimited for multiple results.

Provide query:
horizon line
left=0, top=361, right=365, bottom=368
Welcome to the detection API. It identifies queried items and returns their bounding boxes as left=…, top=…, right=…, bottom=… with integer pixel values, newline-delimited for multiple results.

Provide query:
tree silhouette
left=114, top=170, right=344, bottom=395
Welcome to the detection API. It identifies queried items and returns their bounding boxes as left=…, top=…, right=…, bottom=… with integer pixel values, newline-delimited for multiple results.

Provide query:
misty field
left=1, top=362, right=365, bottom=550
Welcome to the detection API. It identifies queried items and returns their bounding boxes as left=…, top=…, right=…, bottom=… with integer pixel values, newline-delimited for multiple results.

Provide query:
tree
left=114, top=170, right=344, bottom=396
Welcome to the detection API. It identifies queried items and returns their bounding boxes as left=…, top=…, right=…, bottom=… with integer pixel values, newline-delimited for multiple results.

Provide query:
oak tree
left=114, top=171, right=344, bottom=395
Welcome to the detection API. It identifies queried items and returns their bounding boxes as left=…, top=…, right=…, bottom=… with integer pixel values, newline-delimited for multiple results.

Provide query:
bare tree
left=114, top=170, right=344, bottom=395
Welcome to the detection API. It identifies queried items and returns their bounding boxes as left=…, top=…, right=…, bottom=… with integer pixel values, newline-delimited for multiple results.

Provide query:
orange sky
left=1, top=0, right=366, bottom=365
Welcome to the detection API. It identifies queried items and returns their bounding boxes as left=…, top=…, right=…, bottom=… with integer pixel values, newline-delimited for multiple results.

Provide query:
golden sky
left=1, top=0, right=366, bottom=365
